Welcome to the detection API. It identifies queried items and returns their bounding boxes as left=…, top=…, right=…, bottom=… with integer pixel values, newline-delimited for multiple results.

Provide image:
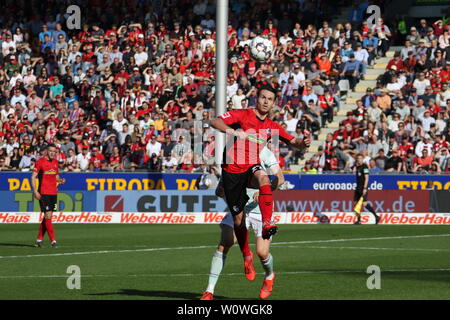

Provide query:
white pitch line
left=1, top=233, right=450, bottom=260
left=284, top=246, right=450, bottom=253
left=271, top=233, right=450, bottom=245
left=1, top=268, right=450, bottom=280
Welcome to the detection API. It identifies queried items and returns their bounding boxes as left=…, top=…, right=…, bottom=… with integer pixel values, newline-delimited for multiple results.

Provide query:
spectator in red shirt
left=89, top=146, right=106, bottom=171
left=413, top=148, right=434, bottom=172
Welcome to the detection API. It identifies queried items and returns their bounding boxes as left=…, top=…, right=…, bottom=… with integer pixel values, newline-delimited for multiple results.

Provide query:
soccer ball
left=250, top=36, right=273, bottom=61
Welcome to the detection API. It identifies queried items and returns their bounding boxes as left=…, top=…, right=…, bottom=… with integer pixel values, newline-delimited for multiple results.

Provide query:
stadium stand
left=0, top=0, right=449, bottom=174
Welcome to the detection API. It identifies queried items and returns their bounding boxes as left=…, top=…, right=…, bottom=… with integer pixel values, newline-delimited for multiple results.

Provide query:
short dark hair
left=258, top=84, right=278, bottom=97
left=47, top=144, right=56, bottom=150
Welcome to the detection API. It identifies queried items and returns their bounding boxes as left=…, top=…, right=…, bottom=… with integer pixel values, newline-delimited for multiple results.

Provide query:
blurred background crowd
left=0, top=0, right=449, bottom=175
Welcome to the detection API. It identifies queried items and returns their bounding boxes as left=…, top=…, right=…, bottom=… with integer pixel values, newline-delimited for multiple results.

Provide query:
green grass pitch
left=0, top=224, right=449, bottom=300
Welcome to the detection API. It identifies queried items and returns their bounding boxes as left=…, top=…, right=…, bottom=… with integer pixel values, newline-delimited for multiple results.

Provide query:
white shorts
left=220, top=212, right=264, bottom=239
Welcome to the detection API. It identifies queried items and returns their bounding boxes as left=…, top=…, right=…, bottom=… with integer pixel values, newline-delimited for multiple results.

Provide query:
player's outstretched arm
left=210, top=117, right=247, bottom=140
left=289, top=136, right=311, bottom=151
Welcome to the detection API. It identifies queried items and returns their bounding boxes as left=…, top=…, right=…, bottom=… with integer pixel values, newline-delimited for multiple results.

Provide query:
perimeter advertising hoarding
left=0, top=190, right=435, bottom=213
left=2, top=172, right=450, bottom=191
left=1, top=212, right=449, bottom=225
left=272, top=190, right=430, bottom=213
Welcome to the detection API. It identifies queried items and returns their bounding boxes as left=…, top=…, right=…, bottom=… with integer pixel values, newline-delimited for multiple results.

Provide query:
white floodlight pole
left=214, top=0, right=228, bottom=167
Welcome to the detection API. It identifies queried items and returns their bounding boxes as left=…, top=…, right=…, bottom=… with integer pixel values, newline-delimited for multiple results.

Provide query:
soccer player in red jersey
left=210, top=85, right=310, bottom=276
left=31, top=144, right=65, bottom=248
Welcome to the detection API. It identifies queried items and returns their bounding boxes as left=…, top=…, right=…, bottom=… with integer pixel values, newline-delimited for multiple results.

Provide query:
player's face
left=356, top=156, right=363, bottom=165
left=47, top=147, right=57, bottom=160
left=257, top=89, right=276, bottom=115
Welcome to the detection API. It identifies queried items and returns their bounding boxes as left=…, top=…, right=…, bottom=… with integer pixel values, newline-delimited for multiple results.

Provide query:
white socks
left=206, top=250, right=227, bottom=294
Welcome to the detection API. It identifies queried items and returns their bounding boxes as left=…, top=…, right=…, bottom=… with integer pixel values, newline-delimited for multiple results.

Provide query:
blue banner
left=1, top=172, right=449, bottom=192
left=1, top=172, right=201, bottom=191
left=288, top=174, right=450, bottom=190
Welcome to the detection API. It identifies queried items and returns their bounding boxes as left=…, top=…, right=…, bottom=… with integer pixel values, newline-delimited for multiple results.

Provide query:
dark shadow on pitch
left=87, top=289, right=232, bottom=300
left=0, top=243, right=36, bottom=248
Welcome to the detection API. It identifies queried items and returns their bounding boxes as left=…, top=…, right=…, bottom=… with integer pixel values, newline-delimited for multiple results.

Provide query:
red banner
left=273, top=190, right=429, bottom=213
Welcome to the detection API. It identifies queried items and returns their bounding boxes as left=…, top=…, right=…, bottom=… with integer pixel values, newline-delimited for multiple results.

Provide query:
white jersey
left=243, top=147, right=279, bottom=215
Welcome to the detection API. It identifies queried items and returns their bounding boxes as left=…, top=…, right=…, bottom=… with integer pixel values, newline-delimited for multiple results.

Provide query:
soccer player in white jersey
left=200, top=142, right=285, bottom=300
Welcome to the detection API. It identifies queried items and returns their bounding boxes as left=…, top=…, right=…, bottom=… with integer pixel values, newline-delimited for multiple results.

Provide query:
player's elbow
left=210, top=118, right=222, bottom=130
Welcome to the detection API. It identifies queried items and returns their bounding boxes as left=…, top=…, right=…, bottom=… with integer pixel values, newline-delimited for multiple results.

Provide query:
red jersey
left=219, top=109, right=294, bottom=173
left=33, top=157, right=59, bottom=195
left=90, top=153, right=105, bottom=169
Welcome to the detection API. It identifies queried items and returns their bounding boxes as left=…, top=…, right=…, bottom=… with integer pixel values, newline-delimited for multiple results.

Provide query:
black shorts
left=222, top=165, right=264, bottom=216
left=354, top=189, right=368, bottom=202
left=39, top=195, right=57, bottom=212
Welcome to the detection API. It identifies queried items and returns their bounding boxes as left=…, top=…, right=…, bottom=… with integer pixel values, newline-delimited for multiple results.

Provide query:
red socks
left=234, top=225, right=251, bottom=258
left=44, top=217, right=56, bottom=242
left=37, top=218, right=47, bottom=241
left=259, top=184, right=273, bottom=225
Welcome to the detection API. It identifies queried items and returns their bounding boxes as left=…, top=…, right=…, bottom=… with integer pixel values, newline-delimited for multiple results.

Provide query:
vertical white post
left=214, top=0, right=228, bottom=167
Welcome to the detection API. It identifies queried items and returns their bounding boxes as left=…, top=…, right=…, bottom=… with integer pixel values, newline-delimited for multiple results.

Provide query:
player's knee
left=256, top=247, right=269, bottom=260
left=256, top=173, right=270, bottom=186
left=44, top=212, right=53, bottom=220
left=220, top=238, right=234, bottom=249
left=233, top=214, right=244, bottom=227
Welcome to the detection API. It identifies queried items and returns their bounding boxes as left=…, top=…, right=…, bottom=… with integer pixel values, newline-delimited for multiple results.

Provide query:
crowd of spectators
left=306, top=17, right=450, bottom=174
left=0, top=0, right=448, bottom=174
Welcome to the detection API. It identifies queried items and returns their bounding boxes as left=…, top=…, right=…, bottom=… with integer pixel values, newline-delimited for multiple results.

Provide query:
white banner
left=1, top=212, right=450, bottom=224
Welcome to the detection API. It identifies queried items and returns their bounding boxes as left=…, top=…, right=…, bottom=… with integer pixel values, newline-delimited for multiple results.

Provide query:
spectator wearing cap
left=360, top=88, right=375, bottom=109
left=386, top=149, right=404, bottom=172
left=418, top=109, right=436, bottom=132
left=376, top=89, right=391, bottom=112
left=407, top=27, right=422, bottom=46
left=415, top=41, right=428, bottom=61
left=424, top=27, right=437, bottom=44
left=415, top=134, right=434, bottom=157
left=200, top=30, right=214, bottom=52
